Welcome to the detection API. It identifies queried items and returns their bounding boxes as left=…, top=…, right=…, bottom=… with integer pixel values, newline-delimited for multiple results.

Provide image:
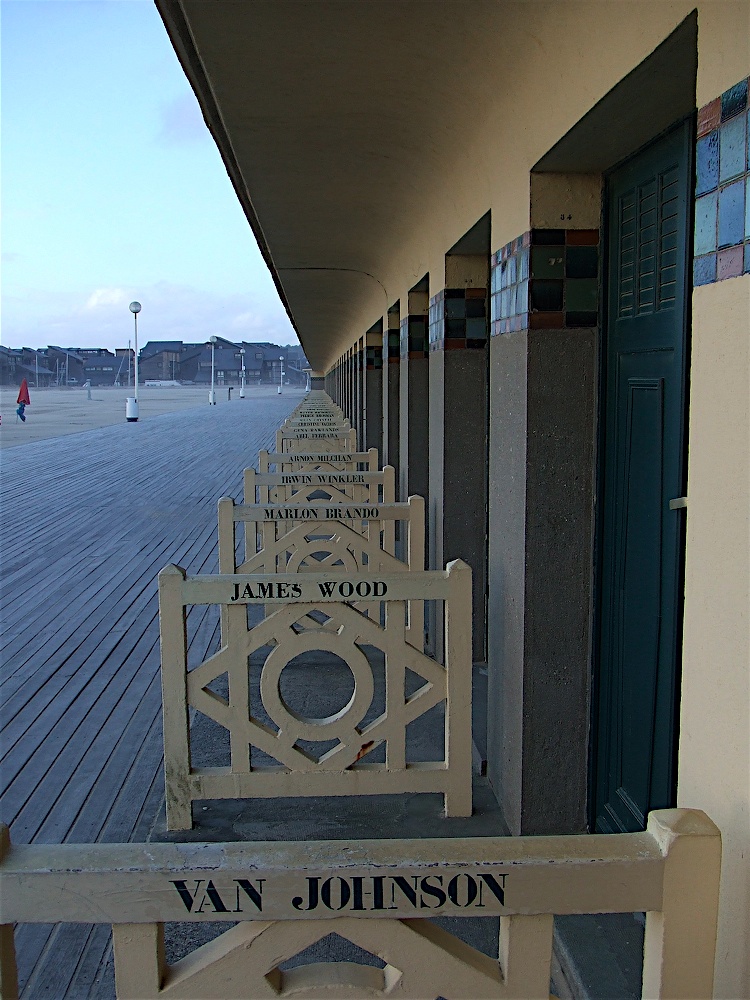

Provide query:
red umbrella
left=17, top=379, right=31, bottom=406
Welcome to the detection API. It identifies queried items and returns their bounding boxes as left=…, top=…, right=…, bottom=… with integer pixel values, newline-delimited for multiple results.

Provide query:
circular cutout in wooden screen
left=260, top=632, right=374, bottom=743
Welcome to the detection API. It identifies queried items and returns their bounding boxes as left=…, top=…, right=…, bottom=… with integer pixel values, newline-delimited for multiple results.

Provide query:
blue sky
left=1, top=0, right=298, bottom=352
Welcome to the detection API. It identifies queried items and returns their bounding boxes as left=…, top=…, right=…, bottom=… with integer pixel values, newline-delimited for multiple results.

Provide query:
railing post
left=158, top=565, right=193, bottom=831
left=500, top=913, right=555, bottom=998
left=444, top=558, right=473, bottom=817
left=0, top=827, right=18, bottom=1000
left=642, top=808, right=722, bottom=1000
left=112, top=923, right=164, bottom=999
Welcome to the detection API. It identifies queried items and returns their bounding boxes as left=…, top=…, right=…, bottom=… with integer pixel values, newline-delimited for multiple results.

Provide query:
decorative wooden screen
left=0, top=810, right=722, bottom=1000
left=218, top=495, right=425, bottom=647
left=259, top=448, right=380, bottom=474
left=159, top=563, right=472, bottom=831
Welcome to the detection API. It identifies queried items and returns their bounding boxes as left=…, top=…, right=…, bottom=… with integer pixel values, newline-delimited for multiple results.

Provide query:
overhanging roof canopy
left=156, top=0, right=517, bottom=372
left=156, top=2, right=699, bottom=372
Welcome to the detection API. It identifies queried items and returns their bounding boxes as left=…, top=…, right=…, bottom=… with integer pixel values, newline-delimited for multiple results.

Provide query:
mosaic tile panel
left=366, top=345, right=383, bottom=370
left=384, top=325, right=401, bottom=363
left=490, top=229, right=599, bottom=334
left=428, top=288, right=488, bottom=351
left=694, top=76, right=750, bottom=286
left=399, top=315, right=429, bottom=359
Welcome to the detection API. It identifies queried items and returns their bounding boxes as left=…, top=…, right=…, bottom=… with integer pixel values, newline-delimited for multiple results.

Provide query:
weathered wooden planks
left=0, top=391, right=304, bottom=996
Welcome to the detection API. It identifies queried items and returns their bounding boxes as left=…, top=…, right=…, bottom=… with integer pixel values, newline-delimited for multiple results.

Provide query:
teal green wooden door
left=593, top=122, right=691, bottom=834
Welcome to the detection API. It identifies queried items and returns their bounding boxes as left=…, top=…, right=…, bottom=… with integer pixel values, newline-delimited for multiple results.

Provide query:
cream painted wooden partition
left=259, top=448, right=380, bottom=474
left=276, top=428, right=358, bottom=453
left=244, top=465, right=395, bottom=507
left=229, top=494, right=420, bottom=566
left=0, top=810, right=721, bottom=999
left=218, top=495, right=425, bottom=646
left=159, top=563, right=472, bottom=831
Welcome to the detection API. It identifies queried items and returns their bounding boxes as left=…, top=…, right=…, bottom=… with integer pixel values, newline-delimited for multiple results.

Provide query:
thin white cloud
left=229, top=311, right=268, bottom=331
left=3, top=282, right=299, bottom=352
left=85, top=288, right=127, bottom=310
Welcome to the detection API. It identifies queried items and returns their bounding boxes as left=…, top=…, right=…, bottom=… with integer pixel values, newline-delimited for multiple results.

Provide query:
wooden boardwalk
left=0, top=390, right=304, bottom=998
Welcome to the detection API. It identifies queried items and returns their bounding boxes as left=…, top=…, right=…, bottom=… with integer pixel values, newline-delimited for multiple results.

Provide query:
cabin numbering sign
left=168, top=868, right=508, bottom=918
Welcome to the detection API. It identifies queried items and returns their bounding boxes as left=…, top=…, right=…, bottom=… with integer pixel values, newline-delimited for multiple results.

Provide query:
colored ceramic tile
left=694, top=192, right=718, bottom=255
left=466, top=318, right=488, bottom=339
left=718, top=179, right=745, bottom=248
left=529, top=311, right=564, bottom=330
left=565, top=229, right=599, bottom=246
left=531, top=246, right=564, bottom=279
left=500, top=288, right=511, bottom=318
left=566, top=246, right=598, bottom=278
left=565, top=311, right=598, bottom=328
left=466, top=297, right=486, bottom=318
left=565, top=278, right=598, bottom=312
left=745, top=243, right=750, bottom=274
left=531, top=229, right=565, bottom=246
left=697, top=97, right=721, bottom=138
left=516, top=280, right=529, bottom=315
left=719, top=114, right=747, bottom=183
left=530, top=279, right=564, bottom=312
left=446, top=297, right=466, bottom=319
left=508, top=255, right=517, bottom=286
left=696, top=130, right=720, bottom=195
left=717, top=245, right=744, bottom=280
left=693, top=254, right=717, bottom=286
left=466, top=287, right=486, bottom=298
left=721, top=79, right=748, bottom=122
left=518, top=248, right=530, bottom=282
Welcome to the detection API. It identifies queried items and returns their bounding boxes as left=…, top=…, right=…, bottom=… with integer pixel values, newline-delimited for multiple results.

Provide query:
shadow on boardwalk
left=0, top=390, right=304, bottom=997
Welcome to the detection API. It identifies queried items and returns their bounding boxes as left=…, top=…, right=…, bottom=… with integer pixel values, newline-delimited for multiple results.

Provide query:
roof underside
left=155, top=0, right=523, bottom=372
left=156, top=2, right=698, bottom=372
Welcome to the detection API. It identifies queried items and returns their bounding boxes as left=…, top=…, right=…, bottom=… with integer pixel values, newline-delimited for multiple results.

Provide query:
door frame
left=588, top=115, right=695, bottom=832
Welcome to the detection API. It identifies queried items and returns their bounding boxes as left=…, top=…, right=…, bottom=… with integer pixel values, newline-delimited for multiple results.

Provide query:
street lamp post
left=126, top=301, right=141, bottom=422
left=278, top=354, right=284, bottom=394
left=209, top=336, right=218, bottom=404
left=238, top=348, right=246, bottom=398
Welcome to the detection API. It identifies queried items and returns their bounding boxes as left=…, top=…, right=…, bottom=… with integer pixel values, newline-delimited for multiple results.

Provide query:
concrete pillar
left=486, top=226, right=597, bottom=835
left=344, top=349, right=352, bottom=423
left=398, top=284, right=429, bottom=504
left=382, top=303, right=401, bottom=479
left=364, top=323, right=383, bottom=455
left=428, top=254, right=489, bottom=662
left=355, top=336, right=365, bottom=448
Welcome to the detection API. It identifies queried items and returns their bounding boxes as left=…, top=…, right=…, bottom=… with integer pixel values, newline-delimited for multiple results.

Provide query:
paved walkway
left=0, top=389, right=304, bottom=997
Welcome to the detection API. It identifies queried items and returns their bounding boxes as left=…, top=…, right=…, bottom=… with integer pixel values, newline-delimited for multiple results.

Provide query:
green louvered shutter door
left=593, top=121, right=691, bottom=834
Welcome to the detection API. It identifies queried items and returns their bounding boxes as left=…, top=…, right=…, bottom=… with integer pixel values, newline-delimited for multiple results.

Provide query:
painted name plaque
left=234, top=503, right=410, bottom=523
left=176, top=571, right=454, bottom=605
left=0, top=830, right=665, bottom=925
left=262, top=506, right=378, bottom=520
left=278, top=474, right=366, bottom=484
left=168, top=869, right=507, bottom=917
left=269, top=454, right=360, bottom=463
